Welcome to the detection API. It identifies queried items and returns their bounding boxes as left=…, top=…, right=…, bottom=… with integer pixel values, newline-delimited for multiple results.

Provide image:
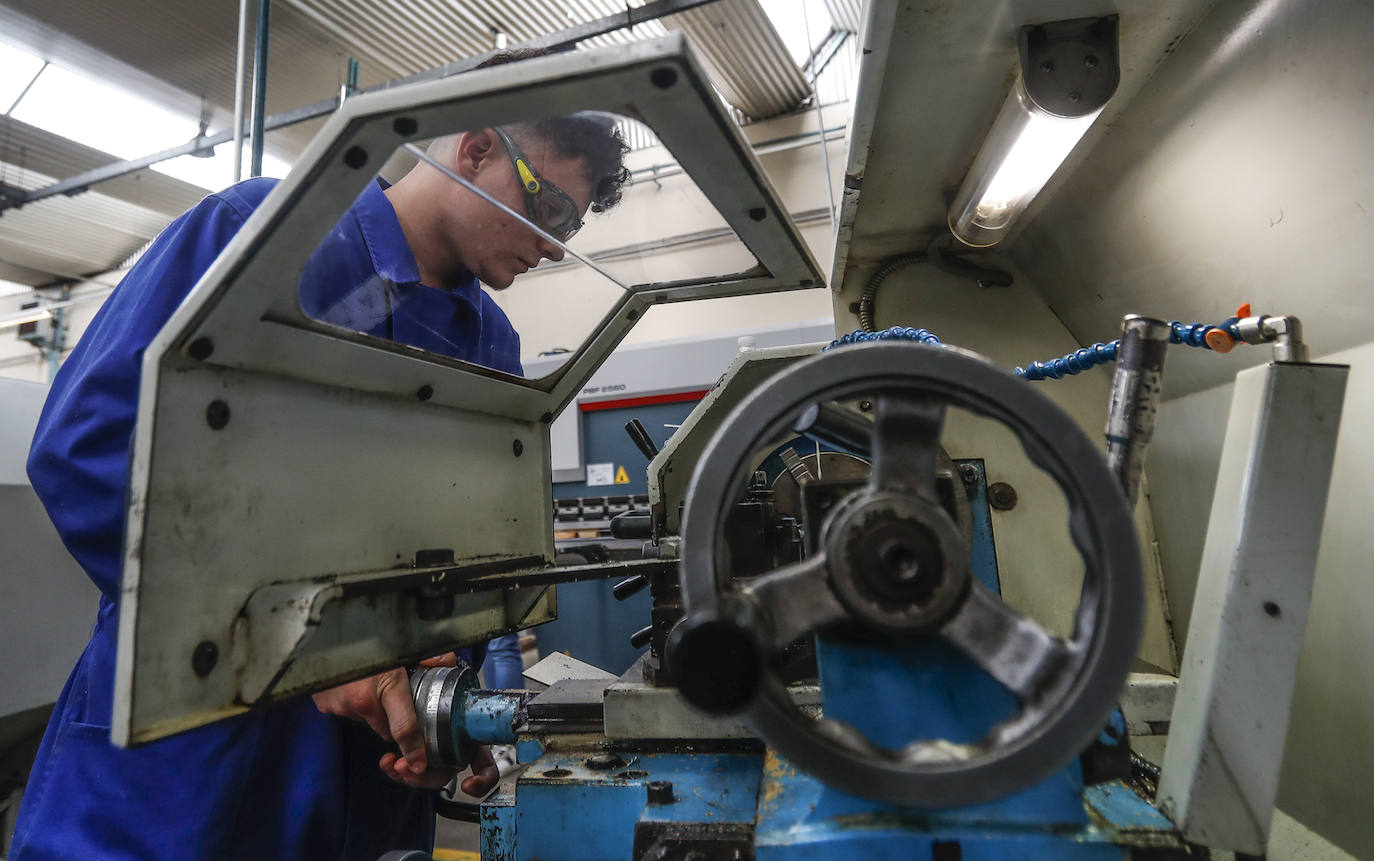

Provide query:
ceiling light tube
left=1, top=307, right=52, bottom=330
left=948, top=15, right=1119, bottom=248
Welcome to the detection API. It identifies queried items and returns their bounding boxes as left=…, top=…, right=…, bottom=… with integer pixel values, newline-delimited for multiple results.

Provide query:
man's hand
left=313, top=658, right=457, bottom=788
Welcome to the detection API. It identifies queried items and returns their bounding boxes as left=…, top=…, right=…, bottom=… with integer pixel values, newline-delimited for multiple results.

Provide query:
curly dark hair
left=474, top=51, right=631, bottom=213
left=506, top=115, right=631, bottom=213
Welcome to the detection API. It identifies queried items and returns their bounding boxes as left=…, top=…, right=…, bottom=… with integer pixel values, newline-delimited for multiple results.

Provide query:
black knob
left=629, top=624, right=654, bottom=650
left=610, top=509, right=653, bottom=539
left=613, top=575, right=651, bottom=601
left=625, top=419, right=660, bottom=460
left=665, top=614, right=762, bottom=715
left=646, top=780, right=675, bottom=805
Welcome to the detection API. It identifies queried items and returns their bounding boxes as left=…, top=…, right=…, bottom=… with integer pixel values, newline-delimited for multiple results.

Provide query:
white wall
left=0, top=279, right=116, bottom=383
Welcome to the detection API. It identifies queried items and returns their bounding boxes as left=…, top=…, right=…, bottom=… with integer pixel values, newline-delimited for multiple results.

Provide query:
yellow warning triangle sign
left=614, top=465, right=631, bottom=484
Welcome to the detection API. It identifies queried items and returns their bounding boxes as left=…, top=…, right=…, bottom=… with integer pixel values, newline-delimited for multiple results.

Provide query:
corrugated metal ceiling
left=0, top=162, right=175, bottom=281
left=660, top=0, right=810, bottom=120
left=283, top=0, right=671, bottom=80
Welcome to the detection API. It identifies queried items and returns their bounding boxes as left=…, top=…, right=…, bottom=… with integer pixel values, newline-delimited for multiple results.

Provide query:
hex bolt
left=988, top=482, right=1018, bottom=511
left=646, top=780, right=675, bottom=804
left=958, top=463, right=979, bottom=486
left=192, top=641, right=218, bottom=677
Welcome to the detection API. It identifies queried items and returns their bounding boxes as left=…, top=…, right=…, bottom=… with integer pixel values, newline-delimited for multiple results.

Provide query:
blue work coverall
left=12, top=176, right=522, bottom=859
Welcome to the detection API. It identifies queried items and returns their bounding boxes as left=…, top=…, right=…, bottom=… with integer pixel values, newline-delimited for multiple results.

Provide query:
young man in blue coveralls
left=10, top=98, right=630, bottom=859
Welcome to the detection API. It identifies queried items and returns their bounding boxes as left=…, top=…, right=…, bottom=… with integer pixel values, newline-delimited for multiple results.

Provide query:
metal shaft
left=249, top=0, right=272, bottom=178
left=793, top=401, right=871, bottom=455
left=1104, top=315, right=1170, bottom=506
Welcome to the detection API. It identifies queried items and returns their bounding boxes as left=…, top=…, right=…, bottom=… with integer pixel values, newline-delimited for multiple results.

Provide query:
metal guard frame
left=114, top=35, right=823, bottom=746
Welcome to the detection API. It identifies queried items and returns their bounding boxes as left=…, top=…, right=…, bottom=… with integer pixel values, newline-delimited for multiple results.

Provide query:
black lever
left=613, top=575, right=651, bottom=601
left=610, top=509, right=653, bottom=539
left=625, top=419, right=660, bottom=461
left=630, top=624, right=654, bottom=650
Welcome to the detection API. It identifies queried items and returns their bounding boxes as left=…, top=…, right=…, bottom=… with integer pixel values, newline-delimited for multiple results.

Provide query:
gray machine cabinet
left=115, top=35, right=822, bottom=746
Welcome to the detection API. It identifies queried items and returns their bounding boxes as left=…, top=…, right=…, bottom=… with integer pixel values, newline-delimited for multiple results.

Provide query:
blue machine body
left=478, top=461, right=1180, bottom=858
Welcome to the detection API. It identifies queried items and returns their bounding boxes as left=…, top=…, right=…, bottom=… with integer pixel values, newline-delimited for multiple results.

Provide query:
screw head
left=1068, top=90, right=1083, bottom=103
left=988, top=482, right=1018, bottom=511
left=858, top=400, right=873, bottom=412
left=958, top=463, right=979, bottom=485
left=416, top=384, right=433, bottom=401
left=188, top=337, right=214, bottom=360
left=192, top=641, right=218, bottom=677
left=1039, top=60, right=1054, bottom=73
left=1084, top=54, right=1099, bottom=69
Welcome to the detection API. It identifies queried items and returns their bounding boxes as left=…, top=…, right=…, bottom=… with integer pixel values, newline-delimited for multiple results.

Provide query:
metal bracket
left=1018, top=15, right=1120, bottom=117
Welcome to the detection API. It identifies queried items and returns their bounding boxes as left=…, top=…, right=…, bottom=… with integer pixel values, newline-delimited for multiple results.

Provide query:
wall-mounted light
left=948, top=16, right=1120, bottom=247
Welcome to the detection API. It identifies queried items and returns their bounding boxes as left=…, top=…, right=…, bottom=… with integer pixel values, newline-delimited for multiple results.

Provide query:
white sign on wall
left=586, top=462, right=615, bottom=487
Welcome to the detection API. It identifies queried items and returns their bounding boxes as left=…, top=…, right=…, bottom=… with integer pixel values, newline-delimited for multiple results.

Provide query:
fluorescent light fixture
left=2, top=307, right=52, bottom=329
left=0, top=40, right=45, bottom=112
left=947, top=77, right=1102, bottom=247
left=9, top=58, right=291, bottom=192
left=12, top=64, right=198, bottom=159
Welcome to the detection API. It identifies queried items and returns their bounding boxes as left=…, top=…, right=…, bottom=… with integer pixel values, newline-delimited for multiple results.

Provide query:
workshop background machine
left=106, top=7, right=1359, bottom=860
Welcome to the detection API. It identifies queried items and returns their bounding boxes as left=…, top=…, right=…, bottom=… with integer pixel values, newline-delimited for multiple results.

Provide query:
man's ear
left=454, top=129, right=499, bottom=179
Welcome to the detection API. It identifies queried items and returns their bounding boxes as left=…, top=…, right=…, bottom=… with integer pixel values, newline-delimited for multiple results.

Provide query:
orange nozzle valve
left=1205, top=328, right=1236, bottom=353
left=1235, top=302, right=1252, bottom=319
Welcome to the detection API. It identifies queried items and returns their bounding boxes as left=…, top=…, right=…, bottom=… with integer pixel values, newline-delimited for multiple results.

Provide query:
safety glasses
left=491, top=127, right=584, bottom=241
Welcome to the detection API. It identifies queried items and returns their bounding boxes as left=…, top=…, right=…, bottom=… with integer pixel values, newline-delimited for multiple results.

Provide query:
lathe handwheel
left=670, top=342, right=1143, bottom=808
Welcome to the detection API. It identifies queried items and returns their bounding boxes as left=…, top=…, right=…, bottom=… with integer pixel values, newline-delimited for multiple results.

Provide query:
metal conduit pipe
left=857, top=253, right=925, bottom=332
left=629, top=125, right=848, bottom=183
left=249, top=0, right=272, bottom=178
left=232, top=0, right=250, bottom=181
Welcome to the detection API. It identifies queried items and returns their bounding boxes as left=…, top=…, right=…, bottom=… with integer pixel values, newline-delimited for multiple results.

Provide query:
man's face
left=451, top=130, right=595, bottom=290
